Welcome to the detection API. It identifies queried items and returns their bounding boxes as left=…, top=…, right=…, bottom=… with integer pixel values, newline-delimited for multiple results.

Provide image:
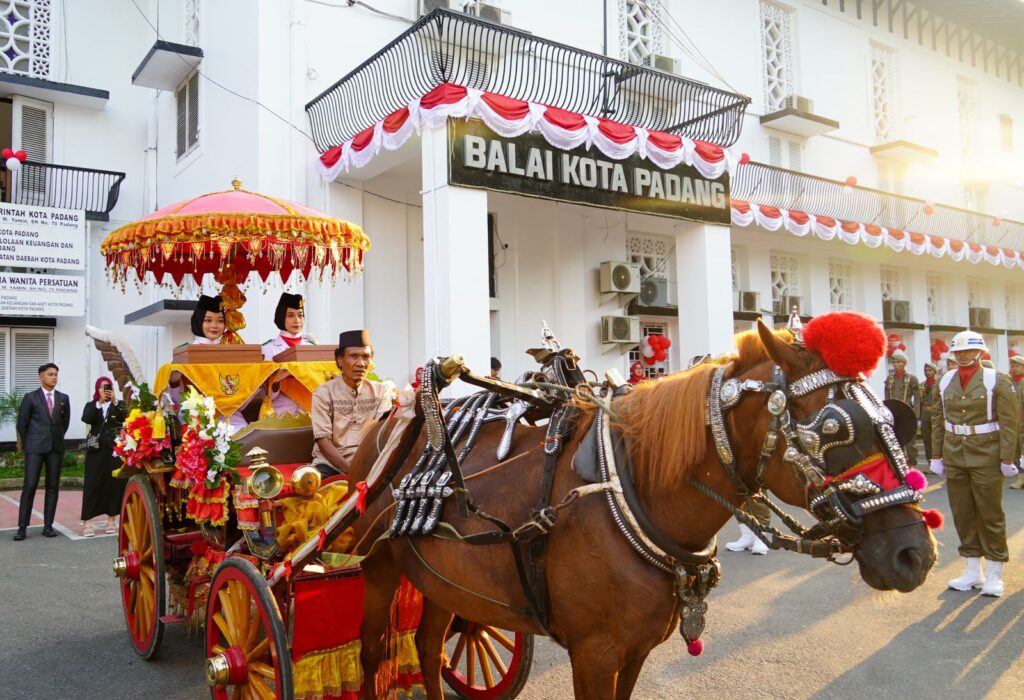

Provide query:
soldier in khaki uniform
left=931, top=331, right=1020, bottom=597
left=1009, top=355, right=1024, bottom=490
left=920, top=361, right=939, bottom=462
left=886, top=351, right=920, bottom=466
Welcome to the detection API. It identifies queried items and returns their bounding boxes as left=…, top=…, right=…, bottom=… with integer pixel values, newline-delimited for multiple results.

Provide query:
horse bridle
left=706, top=362, right=923, bottom=547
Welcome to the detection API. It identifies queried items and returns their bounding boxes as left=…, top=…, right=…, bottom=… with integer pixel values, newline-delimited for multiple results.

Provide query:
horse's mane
left=579, top=327, right=794, bottom=493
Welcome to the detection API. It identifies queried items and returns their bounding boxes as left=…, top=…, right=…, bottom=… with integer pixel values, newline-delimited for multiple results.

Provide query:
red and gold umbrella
left=101, top=179, right=369, bottom=343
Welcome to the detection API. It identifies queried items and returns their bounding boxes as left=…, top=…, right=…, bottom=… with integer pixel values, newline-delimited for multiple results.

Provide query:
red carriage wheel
left=113, top=474, right=166, bottom=659
left=442, top=617, right=533, bottom=699
left=204, top=557, right=293, bottom=700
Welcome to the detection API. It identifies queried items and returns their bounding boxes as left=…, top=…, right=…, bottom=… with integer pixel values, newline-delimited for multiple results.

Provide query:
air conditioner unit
left=774, top=295, right=801, bottom=315
left=883, top=300, right=912, bottom=323
left=601, top=315, right=640, bottom=344
left=420, top=0, right=450, bottom=15
left=652, top=54, right=680, bottom=76
left=637, top=277, right=669, bottom=308
left=474, top=1, right=503, bottom=23
left=969, top=307, right=992, bottom=328
left=600, top=261, right=641, bottom=295
left=734, top=290, right=760, bottom=313
left=782, top=94, right=814, bottom=113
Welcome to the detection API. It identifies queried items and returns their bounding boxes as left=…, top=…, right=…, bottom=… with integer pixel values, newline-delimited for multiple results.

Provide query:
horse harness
left=702, top=362, right=923, bottom=552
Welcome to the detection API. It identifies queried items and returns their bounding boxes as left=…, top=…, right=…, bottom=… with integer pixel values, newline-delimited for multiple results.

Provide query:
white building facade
left=4, top=0, right=1023, bottom=440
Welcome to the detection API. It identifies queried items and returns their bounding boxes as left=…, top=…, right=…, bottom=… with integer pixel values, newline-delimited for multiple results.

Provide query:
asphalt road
left=1, top=476, right=1022, bottom=699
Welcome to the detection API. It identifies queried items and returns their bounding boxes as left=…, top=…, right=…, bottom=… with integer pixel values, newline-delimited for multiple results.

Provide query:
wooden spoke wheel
left=205, top=557, right=293, bottom=700
left=442, top=617, right=533, bottom=700
left=115, top=475, right=166, bottom=659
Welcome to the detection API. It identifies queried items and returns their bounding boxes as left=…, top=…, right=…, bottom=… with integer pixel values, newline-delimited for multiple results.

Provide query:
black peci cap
left=336, top=329, right=372, bottom=356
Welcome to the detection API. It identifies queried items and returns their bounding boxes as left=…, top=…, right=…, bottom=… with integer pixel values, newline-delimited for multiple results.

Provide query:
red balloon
left=14, top=150, right=26, bottom=161
left=923, top=203, right=934, bottom=216
left=993, top=218, right=1002, bottom=227
left=644, top=356, right=656, bottom=366
left=661, top=337, right=671, bottom=349
left=1, top=148, right=11, bottom=159
left=739, top=152, right=751, bottom=165
left=655, top=350, right=668, bottom=362
left=844, top=176, right=857, bottom=187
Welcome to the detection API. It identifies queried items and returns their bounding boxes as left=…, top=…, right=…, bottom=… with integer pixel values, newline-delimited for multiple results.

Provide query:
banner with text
left=448, top=119, right=730, bottom=223
left=0, top=203, right=86, bottom=270
left=0, top=272, right=85, bottom=316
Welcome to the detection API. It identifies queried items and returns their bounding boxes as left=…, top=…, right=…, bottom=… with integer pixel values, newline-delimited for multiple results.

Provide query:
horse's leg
left=360, top=548, right=402, bottom=700
left=568, top=640, right=620, bottom=700
left=414, top=599, right=454, bottom=700
left=614, top=653, right=651, bottom=700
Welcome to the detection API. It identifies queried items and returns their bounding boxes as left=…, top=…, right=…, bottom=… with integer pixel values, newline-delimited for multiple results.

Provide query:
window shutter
left=12, top=330, right=52, bottom=394
left=19, top=105, right=49, bottom=161
left=0, top=329, right=9, bottom=394
left=788, top=139, right=803, bottom=171
left=176, top=82, right=188, bottom=157
left=187, top=72, right=200, bottom=149
left=768, top=135, right=782, bottom=166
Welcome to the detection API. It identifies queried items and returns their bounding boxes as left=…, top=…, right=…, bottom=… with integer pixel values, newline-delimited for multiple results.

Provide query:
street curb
left=0, top=477, right=84, bottom=489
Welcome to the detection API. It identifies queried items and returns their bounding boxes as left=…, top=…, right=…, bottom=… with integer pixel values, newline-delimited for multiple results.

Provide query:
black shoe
left=12, top=529, right=26, bottom=541
left=41, top=527, right=56, bottom=537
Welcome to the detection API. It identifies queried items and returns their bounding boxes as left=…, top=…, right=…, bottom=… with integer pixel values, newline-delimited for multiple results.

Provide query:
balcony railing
left=0, top=161, right=126, bottom=221
left=306, top=8, right=751, bottom=152
left=733, top=161, right=1024, bottom=250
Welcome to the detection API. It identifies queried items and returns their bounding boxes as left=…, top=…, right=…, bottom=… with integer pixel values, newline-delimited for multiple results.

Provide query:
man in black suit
left=13, top=363, right=71, bottom=540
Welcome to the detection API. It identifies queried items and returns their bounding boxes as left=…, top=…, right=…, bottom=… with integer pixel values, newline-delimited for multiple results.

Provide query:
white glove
left=1001, top=462, right=1020, bottom=477
left=930, top=458, right=945, bottom=475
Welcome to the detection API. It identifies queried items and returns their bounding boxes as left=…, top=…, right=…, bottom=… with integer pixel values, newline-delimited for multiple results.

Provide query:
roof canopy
left=306, top=8, right=750, bottom=153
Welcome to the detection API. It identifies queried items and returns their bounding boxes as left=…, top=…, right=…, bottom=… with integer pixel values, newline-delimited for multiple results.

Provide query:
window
left=0, top=1, right=51, bottom=79
left=879, top=266, right=903, bottom=302
left=926, top=273, right=944, bottom=324
left=627, top=322, right=671, bottom=380
left=767, top=134, right=803, bottom=170
left=627, top=233, right=672, bottom=282
left=184, top=0, right=200, bottom=46
left=1000, top=114, right=1014, bottom=153
left=871, top=44, right=897, bottom=142
left=760, top=1, right=794, bottom=112
left=175, top=71, right=200, bottom=159
left=770, top=253, right=800, bottom=313
left=828, top=261, right=855, bottom=311
left=619, top=0, right=663, bottom=66
left=967, top=278, right=987, bottom=308
left=1006, top=289, right=1019, bottom=330
left=0, top=327, right=53, bottom=394
left=956, top=78, right=975, bottom=159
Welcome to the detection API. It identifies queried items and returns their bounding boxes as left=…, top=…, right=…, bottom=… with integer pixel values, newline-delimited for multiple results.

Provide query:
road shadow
left=811, top=587, right=1024, bottom=699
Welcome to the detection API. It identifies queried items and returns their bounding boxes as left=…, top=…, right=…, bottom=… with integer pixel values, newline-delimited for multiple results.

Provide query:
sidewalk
left=0, top=488, right=116, bottom=541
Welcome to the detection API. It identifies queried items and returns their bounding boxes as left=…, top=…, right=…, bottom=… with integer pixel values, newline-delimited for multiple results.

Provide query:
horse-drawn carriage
left=94, top=340, right=534, bottom=699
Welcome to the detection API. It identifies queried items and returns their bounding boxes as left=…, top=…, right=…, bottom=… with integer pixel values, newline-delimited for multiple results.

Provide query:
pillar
left=421, top=125, right=491, bottom=387
left=674, top=221, right=734, bottom=362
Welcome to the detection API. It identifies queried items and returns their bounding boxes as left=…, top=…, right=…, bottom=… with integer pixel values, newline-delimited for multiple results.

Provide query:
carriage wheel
left=113, top=474, right=166, bottom=659
left=204, top=557, right=293, bottom=700
left=441, top=617, right=533, bottom=700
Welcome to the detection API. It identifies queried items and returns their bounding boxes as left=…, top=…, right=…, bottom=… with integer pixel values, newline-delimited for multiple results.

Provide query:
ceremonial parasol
left=100, top=179, right=369, bottom=343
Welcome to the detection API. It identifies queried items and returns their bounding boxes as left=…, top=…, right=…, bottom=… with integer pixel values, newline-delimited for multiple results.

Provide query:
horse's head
left=748, top=315, right=936, bottom=592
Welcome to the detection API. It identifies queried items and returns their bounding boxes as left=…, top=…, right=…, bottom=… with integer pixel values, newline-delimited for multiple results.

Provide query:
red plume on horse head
left=803, top=312, right=886, bottom=377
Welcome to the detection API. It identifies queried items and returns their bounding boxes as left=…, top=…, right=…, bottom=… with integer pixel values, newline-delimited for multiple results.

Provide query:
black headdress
left=274, top=293, right=304, bottom=331
left=191, top=295, right=224, bottom=337
left=336, top=329, right=372, bottom=356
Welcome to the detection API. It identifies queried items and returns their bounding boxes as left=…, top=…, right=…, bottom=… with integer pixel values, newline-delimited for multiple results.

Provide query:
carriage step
left=159, top=614, right=188, bottom=625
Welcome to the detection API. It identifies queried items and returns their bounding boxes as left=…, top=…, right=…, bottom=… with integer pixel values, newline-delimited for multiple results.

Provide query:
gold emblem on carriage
left=219, top=373, right=240, bottom=396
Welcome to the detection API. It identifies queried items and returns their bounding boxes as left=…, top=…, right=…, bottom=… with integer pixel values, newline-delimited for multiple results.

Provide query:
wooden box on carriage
left=172, top=344, right=264, bottom=364
left=272, top=345, right=339, bottom=363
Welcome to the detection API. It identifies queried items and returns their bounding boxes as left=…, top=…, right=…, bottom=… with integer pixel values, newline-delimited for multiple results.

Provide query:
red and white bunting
left=731, top=200, right=1024, bottom=270
left=318, top=83, right=734, bottom=182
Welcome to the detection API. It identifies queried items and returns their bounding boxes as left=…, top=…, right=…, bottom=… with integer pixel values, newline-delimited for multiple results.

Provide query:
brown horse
left=347, top=321, right=937, bottom=699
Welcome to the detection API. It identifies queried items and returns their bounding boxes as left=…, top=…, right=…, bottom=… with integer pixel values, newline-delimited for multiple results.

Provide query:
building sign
left=448, top=119, right=730, bottom=224
left=0, top=203, right=86, bottom=270
left=0, top=272, right=85, bottom=316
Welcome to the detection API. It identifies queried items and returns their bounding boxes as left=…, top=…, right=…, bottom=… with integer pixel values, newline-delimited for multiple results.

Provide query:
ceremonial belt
left=944, top=421, right=999, bottom=436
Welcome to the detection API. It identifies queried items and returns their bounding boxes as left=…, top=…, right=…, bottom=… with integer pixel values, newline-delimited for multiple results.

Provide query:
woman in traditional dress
left=262, top=292, right=316, bottom=417
left=80, top=376, right=126, bottom=537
